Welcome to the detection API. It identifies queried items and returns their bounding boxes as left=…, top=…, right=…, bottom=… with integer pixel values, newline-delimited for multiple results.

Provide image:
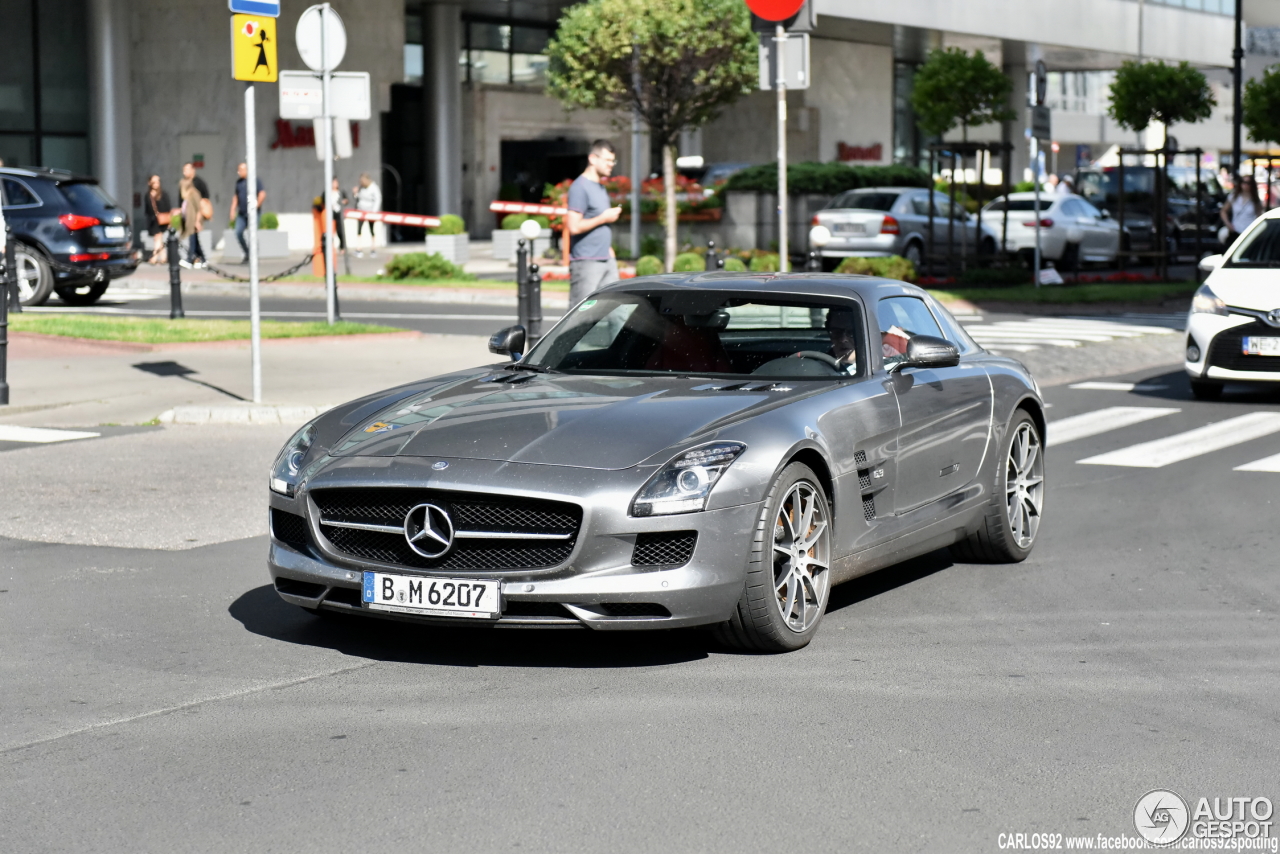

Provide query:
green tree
left=547, top=0, right=756, bottom=270
left=909, top=48, right=1015, bottom=142
left=1243, top=66, right=1280, bottom=147
left=1107, top=60, right=1216, bottom=147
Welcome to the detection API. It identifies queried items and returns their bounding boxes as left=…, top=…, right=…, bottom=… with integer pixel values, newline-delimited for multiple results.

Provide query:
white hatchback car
left=983, top=192, right=1123, bottom=267
left=1186, top=209, right=1280, bottom=399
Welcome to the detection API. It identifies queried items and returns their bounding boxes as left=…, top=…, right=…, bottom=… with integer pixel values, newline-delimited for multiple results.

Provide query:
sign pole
left=322, top=4, right=338, bottom=325
left=246, top=81, right=262, bottom=403
left=1032, top=136, right=1042, bottom=288
left=776, top=24, right=789, bottom=272
left=0, top=188, right=10, bottom=406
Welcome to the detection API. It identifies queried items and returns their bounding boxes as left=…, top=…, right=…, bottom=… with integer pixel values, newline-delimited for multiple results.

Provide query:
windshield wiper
left=509, top=362, right=554, bottom=373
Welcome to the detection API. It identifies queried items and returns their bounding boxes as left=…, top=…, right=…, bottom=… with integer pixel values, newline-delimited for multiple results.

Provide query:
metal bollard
left=806, top=249, right=822, bottom=273
left=705, top=239, right=718, bottom=273
left=0, top=222, right=12, bottom=405
left=166, top=229, right=184, bottom=319
left=6, top=228, right=19, bottom=313
left=527, top=262, right=543, bottom=346
left=515, top=238, right=529, bottom=330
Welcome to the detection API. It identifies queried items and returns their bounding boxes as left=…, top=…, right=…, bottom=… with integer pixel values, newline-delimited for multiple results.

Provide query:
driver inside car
left=824, top=308, right=860, bottom=374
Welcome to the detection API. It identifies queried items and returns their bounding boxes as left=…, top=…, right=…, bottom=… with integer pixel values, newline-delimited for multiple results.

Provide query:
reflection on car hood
left=327, top=373, right=815, bottom=470
left=1207, top=269, right=1280, bottom=311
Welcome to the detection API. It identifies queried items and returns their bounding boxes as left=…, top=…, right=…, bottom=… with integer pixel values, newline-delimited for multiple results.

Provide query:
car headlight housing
left=630, top=442, right=746, bottom=517
left=1190, top=284, right=1228, bottom=316
left=270, top=421, right=319, bottom=497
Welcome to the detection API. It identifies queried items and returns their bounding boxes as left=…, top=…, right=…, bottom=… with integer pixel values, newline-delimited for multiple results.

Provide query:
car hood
left=325, top=372, right=819, bottom=470
left=1206, top=269, right=1280, bottom=311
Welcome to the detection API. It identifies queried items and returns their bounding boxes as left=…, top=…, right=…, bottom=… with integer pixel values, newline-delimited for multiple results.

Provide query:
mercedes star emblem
left=403, top=503, right=454, bottom=558
left=432, top=461, right=449, bottom=470
left=1269, top=308, right=1280, bottom=327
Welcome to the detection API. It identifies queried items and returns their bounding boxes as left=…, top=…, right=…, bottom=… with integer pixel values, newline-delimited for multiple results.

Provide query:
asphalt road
left=2, top=366, right=1278, bottom=853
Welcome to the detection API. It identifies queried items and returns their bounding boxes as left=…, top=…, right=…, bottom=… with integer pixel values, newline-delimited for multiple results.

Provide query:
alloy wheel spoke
left=783, top=576, right=798, bottom=623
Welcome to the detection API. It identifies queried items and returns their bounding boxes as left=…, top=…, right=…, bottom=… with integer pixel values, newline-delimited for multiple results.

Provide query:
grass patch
left=12, top=314, right=403, bottom=344
left=929, top=282, right=1199, bottom=305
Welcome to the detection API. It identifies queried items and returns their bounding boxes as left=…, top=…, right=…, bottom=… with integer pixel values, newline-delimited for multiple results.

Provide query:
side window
left=1, top=178, right=40, bottom=208
left=1078, top=199, right=1103, bottom=219
left=877, top=296, right=944, bottom=366
left=911, top=195, right=932, bottom=216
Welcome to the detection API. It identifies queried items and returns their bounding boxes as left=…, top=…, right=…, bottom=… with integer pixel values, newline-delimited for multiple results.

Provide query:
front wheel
left=715, top=462, right=832, bottom=652
left=951, top=410, right=1045, bottom=563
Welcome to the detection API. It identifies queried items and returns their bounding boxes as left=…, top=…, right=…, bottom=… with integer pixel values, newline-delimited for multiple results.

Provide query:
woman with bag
left=142, top=174, right=174, bottom=264
left=1220, top=174, right=1263, bottom=248
left=178, top=162, right=212, bottom=269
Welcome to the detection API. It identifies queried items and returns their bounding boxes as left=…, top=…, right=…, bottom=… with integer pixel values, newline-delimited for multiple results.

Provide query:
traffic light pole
left=776, top=24, right=789, bottom=272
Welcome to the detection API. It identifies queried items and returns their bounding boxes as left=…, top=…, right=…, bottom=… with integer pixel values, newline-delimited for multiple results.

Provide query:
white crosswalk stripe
left=1077, top=412, right=1280, bottom=468
left=0, top=426, right=100, bottom=444
left=1068, top=381, right=1168, bottom=392
left=1235, top=452, right=1280, bottom=472
left=1048, top=406, right=1180, bottom=446
left=958, top=314, right=1180, bottom=353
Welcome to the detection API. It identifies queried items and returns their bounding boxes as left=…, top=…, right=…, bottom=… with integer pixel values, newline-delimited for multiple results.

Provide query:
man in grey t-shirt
left=566, top=139, right=623, bottom=306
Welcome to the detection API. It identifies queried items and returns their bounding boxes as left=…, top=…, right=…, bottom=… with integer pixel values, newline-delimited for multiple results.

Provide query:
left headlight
left=630, top=442, right=746, bottom=517
left=270, top=421, right=319, bottom=497
left=1190, top=284, right=1228, bottom=316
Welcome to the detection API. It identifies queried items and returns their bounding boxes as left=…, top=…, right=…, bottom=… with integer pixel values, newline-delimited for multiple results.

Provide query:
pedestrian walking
left=1056, top=174, right=1074, bottom=196
left=178, top=162, right=212, bottom=269
left=142, top=174, right=173, bottom=265
left=329, top=177, right=349, bottom=255
left=228, top=162, right=266, bottom=263
left=352, top=173, right=381, bottom=258
left=566, top=139, right=622, bottom=306
left=1221, top=174, right=1262, bottom=247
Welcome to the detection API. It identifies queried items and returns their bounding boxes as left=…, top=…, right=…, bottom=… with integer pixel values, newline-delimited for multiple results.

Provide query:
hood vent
left=480, top=372, right=537, bottom=385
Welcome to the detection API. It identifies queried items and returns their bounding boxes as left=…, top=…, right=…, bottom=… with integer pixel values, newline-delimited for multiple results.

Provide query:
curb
left=158, top=404, right=334, bottom=425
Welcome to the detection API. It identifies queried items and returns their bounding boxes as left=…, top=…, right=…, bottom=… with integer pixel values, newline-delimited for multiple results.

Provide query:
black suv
left=1, top=167, right=138, bottom=306
left=1076, top=165, right=1225, bottom=260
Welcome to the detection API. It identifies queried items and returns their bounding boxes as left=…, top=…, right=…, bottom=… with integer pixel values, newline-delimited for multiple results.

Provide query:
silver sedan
left=268, top=274, right=1046, bottom=652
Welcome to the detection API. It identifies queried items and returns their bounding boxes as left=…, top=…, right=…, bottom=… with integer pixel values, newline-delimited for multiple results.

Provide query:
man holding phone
left=566, top=139, right=623, bottom=305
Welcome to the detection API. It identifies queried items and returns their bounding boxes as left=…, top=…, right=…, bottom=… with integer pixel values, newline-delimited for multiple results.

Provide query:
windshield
left=828, top=191, right=899, bottom=211
left=1225, top=219, right=1280, bottom=267
left=523, top=291, right=868, bottom=380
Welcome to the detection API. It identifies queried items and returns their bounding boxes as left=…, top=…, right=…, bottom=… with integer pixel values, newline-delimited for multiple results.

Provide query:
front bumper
left=267, top=458, right=760, bottom=630
left=1185, top=311, right=1280, bottom=383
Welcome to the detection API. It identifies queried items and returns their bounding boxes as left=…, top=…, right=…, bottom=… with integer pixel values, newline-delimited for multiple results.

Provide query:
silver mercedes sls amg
left=267, top=273, right=1046, bottom=651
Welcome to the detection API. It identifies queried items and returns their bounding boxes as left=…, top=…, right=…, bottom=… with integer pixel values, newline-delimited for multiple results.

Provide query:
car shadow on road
left=825, top=548, right=955, bottom=616
left=229, top=584, right=712, bottom=668
left=1130, top=370, right=1280, bottom=405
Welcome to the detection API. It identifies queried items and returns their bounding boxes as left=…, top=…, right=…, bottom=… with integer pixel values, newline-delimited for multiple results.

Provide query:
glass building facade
left=0, top=0, right=91, bottom=173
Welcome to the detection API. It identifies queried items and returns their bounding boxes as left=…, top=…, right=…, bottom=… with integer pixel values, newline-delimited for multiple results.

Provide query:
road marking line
left=0, top=425, right=100, bottom=444
left=1077, top=412, right=1280, bottom=467
left=1235, top=452, right=1280, bottom=472
left=1048, top=406, right=1180, bottom=446
left=1068, top=381, right=1169, bottom=392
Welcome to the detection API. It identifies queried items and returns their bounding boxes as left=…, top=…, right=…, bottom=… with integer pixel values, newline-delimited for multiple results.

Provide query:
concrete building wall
left=128, top=0, right=401, bottom=240
left=806, top=39, right=894, bottom=164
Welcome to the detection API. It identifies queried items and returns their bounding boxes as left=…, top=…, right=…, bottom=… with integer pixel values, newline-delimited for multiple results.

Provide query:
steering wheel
left=791, top=350, right=842, bottom=369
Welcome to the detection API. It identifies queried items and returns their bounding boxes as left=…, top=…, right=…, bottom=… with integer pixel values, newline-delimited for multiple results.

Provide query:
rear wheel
left=903, top=241, right=924, bottom=270
left=1190, top=380, right=1223, bottom=401
left=951, top=410, right=1044, bottom=563
left=55, top=281, right=109, bottom=306
left=715, top=462, right=832, bottom=652
left=14, top=246, right=54, bottom=306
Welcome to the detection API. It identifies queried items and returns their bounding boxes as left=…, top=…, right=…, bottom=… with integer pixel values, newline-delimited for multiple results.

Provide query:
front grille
left=632, top=531, right=698, bottom=567
left=311, top=487, right=581, bottom=571
left=272, top=509, right=312, bottom=553
left=598, top=602, right=671, bottom=618
left=1207, top=320, right=1280, bottom=373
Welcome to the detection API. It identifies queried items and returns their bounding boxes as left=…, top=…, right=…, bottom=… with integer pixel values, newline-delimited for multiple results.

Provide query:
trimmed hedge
left=673, top=252, right=706, bottom=272
left=381, top=251, right=474, bottom=281
left=428, top=214, right=466, bottom=235
left=834, top=255, right=917, bottom=282
left=635, top=255, right=664, bottom=276
left=723, top=161, right=932, bottom=195
left=721, top=257, right=747, bottom=272
left=500, top=213, right=551, bottom=230
left=748, top=253, right=781, bottom=273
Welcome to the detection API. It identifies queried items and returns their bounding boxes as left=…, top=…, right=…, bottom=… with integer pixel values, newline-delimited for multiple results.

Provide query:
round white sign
left=296, top=5, right=347, bottom=73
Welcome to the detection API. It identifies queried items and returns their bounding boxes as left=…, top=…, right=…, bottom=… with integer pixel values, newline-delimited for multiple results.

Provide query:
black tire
left=14, top=245, right=54, bottom=306
left=980, top=236, right=996, bottom=257
left=715, top=462, right=832, bottom=653
left=55, top=281, right=110, bottom=306
left=1190, top=380, right=1223, bottom=401
left=951, top=410, right=1044, bottom=564
left=1060, top=242, right=1080, bottom=272
left=903, top=241, right=924, bottom=269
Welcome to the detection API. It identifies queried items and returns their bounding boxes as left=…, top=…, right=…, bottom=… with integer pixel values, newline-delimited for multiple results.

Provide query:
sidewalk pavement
left=0, top=331, right=495, bottom=428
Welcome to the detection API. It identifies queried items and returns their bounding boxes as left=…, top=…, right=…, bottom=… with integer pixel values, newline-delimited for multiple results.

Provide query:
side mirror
left=1100, top=208, right=1111, bottom=220
left=1198, top=253, right=1225, bottom=272
left=488, top=325, right=527, bottom=359
left=898, top=335, right=960, bottom=370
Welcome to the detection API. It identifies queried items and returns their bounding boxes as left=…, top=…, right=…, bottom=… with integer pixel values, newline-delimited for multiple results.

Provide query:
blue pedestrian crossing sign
left=229, top=0, right=279, bottom=16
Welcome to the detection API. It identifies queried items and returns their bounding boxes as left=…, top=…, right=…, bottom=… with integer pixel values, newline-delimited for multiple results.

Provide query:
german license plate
left=103, top=225, right=125, bottom=240
left=1243, top=336, right=1280, bottom=356
left=362, top=571, right=501, bottom=618
left=832, top=222, right=865, bottom=234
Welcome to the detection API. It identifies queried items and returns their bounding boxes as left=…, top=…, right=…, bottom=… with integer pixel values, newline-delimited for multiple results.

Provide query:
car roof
left=832, top=187, right=922, bottom=195
left=0, top=166, right=94, bottom=183
left=597, top=271, right=929, bottom=303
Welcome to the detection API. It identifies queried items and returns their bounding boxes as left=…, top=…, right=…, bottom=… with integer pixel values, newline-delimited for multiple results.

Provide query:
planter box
left=491, top=228, right=552, bottom=263
left=425, top=233, right=470, bottom=265
left=220, top=229, right=291, bottom=262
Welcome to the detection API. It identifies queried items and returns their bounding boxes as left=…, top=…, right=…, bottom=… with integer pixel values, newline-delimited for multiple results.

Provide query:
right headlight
left=1190, top=284, right=1228, bottom=316
left=270, top=421, right=319, bottom=497
left=630, top=442, right=746, bottom=517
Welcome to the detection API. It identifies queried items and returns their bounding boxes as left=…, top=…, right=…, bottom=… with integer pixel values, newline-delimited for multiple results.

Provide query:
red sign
left=836, top=142, right=883, bottom=162
left=270, top=119, right=360, bottom=150
left=744, top=0, right=805, bottom=22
